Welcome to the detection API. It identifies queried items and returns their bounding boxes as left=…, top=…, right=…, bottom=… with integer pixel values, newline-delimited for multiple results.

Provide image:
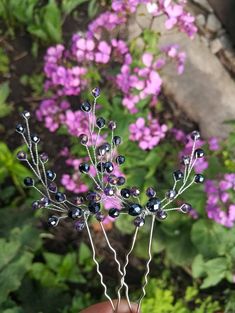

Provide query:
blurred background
left=0, top=1, right=235, bottom=312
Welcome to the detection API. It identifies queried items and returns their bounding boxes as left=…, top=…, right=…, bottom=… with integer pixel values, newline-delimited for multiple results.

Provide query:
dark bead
left=40, top=152, right=48, bottom=163
left=16, top=123, right=25, bottom=134
left=194, top=174, right=205, bottom=184
left=146, top=197, right=161, bottom=212
left=46, top=170, right=56, bottom=181
left=79, top=163, right=90, bottom=173
left=40, top=197, right=50, bottom=207
left=31, top=134, right=40, bottom=144
left=24, top=177, right=34, bottom=187
left=79, top=134, right=88, bottom=145
left=103, top=143, right=111, bottom=152
left=108, top=121, right=117, bottom=130
left=74, top=195, right=85, bottom=205
left=113, top=136, right=122, bottom=146
left=134, top=216, right=145, bottom=227
left=32, top=200, right=40, bottom=210
left=22, top=111, right=30, bottom=119
left=108, top=175, right=118, bottom=185
left=48, top=216, right=59, bottom=227
left=80, top=100, right=91, bottom=112
left=104, top=186, right=115, bottom=196
left=48, top=182, right=57, bottom=193
left=96, top=145, right=106, bottom=156
left=173, top=170, right=184, bottom=181
left=96, top=117, right=106, bottom=128
left=68, top=207, right=82, bottom=219
left=128, top=203, right=143, bottom=216
left=116, top=155, right=125, bottom=165
left=74, top=219, right=85, bottom=231
left=146, top=187, right=156, bottom=198
left=88, top=201, right=100, bottom=214
left=97, top=162, right=106, bottom=173
left=96, top=212, right=105, bottom=222
left=55, top=192, right=66, bottom=202
left=130, top=186, right=140, bottom=197
left=92, top=87, right=100, bottom=98
left=105, top=162, right=114, bottom=173
left=86, top=191, right=101, bottom=202
left=195, top=148, right=205, bottom=158
left=181, top=156, right=190, bottom=165
left=108, top=208, right=120, bottom=218
left=17, top=151, right=27, bottom=161
left=166, top=189, right=177, bottom=200
left=191, top=130, right=200, bottom=141
left=181, top=203, right=192, bottom=213
left=120, top=188, right=131, bottom=199
left=117, top=176, right=126, bottom=186
left=156, top=210, right=168, bottom=220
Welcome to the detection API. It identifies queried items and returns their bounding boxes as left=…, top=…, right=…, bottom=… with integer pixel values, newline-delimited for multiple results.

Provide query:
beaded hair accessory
left=16, top=88, right=205, bottom=313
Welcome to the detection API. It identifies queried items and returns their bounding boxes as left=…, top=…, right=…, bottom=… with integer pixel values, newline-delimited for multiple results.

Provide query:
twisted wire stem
left=137, top=215, right=155, bottom=312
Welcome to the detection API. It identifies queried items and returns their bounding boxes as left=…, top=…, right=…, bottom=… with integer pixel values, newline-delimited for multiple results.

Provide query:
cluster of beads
left=16, top=89, right=205, bottom=230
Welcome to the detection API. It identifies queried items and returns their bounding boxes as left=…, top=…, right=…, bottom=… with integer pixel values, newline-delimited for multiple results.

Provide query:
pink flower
left=209, top=137, right=220, bottom=151
left=95, top=41, right=111, bottom=63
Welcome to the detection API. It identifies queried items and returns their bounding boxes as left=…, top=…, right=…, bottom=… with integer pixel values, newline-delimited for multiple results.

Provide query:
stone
left=196, top=14, right=206, bottom=28
left=206, top=13, right=222, bottom=33
left=219, top=34, right=233, bottom=51
left=193, top=0, right=213, bottom=12
left=210, top=38, right=223, bottom=54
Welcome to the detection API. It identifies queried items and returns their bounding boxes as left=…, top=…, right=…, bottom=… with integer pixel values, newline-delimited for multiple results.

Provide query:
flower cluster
left=205, top=174, right=235, bottom=228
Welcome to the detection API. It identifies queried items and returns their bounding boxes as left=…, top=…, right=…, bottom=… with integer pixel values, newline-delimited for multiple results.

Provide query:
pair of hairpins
left=16, top=88, right=204, bottom=312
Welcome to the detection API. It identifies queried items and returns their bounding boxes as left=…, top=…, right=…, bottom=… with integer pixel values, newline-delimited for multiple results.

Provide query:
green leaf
left=0, top=239, right=21, bottom=271
left=62, top=0, right=88, bottom=15
left=192, top=254, right=206, bottom=278
left=43, top=0, right=62, bottom=43
left=88, top=0, right=98, bottom=18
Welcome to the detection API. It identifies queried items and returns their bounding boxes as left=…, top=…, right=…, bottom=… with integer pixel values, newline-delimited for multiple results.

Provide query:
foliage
left=0, top=82, right=12, bottom=118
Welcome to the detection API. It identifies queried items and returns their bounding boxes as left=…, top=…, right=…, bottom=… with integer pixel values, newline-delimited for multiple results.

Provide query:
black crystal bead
left=191, top=130, right=200, bottom=141
left=32, top=200, right=40, bottom=210
left=134, top=216, right=145, bottom=227
left=48, top=182, right=57, bottom=193
left=181, top=155, right=190, bottom=165
left=181, top=203, right=192, bottom=213
left=74, top=219, right=85, bottom=231
left=103, top=143, right=111, bottom=152
left=113, top=136, right=122, bottom=146
left=86, top=191, right=101, bottom=202
left=156, top=210, right=168, bottom=220
left=104, top=186, right=115, bottom=196
left=195, top=148, right=205, bottom=158
left=146, top=187, right=156, bottom=198
left=108, top=208, right=120, bottom=218
left=68, top=207, right=82, bottom=219
left=108, top=121, right=117, bottom=130
left=194, top=174, right=205, bottom=184
left=88, top=202, right=100, bottom=214
left=95, top=212, right=105, bottom=222
left=80, top=100, right=91, bottom=112
left=116, top=155, right=125, bottom=165
left=22, top=110, right=30, bottom=119
left=97, top=145, right=106, bottom=156
left=105, top=162, right=114, bottom=173
left=92, top=87, right=100, bottom=98
left=120, top=188, right=131, bottom=198
left=16, top=123, right=25, bottom=134
left=79, top=133, right=88, bottom=145
left=173, top=170, right=184, bottom=181
left=48, top=216, right=59, bottom=227
left=130, top=186, right=140, bottom=197
left=79, top=163, right=90, bottom=173
left=97, top=162, right=106, bottom=173
left=128, top=203, right=143, bottom=216
left=46, top=170, right=56, bottom=181
left=17, top=151, right=27, bottom=161
left=74, top=195, right=85, bottom=205
left=24, top=177, right=34, bottom=187
left=166, top=189, right=177, bottom=200
left=40, top=152, right=48, bottom=163
left=108, top=175, right=118, bottom=185
left=40, top=197, right=50, bottom=207
left=55, top=192, right=66, bottom=202
left=96, top=117, right=106, bottom=128
left=31, top=134, right=40, bottom=144
left=146, top=197, right=161, bottom=212
left=117, top=176, right=126, bottom=186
